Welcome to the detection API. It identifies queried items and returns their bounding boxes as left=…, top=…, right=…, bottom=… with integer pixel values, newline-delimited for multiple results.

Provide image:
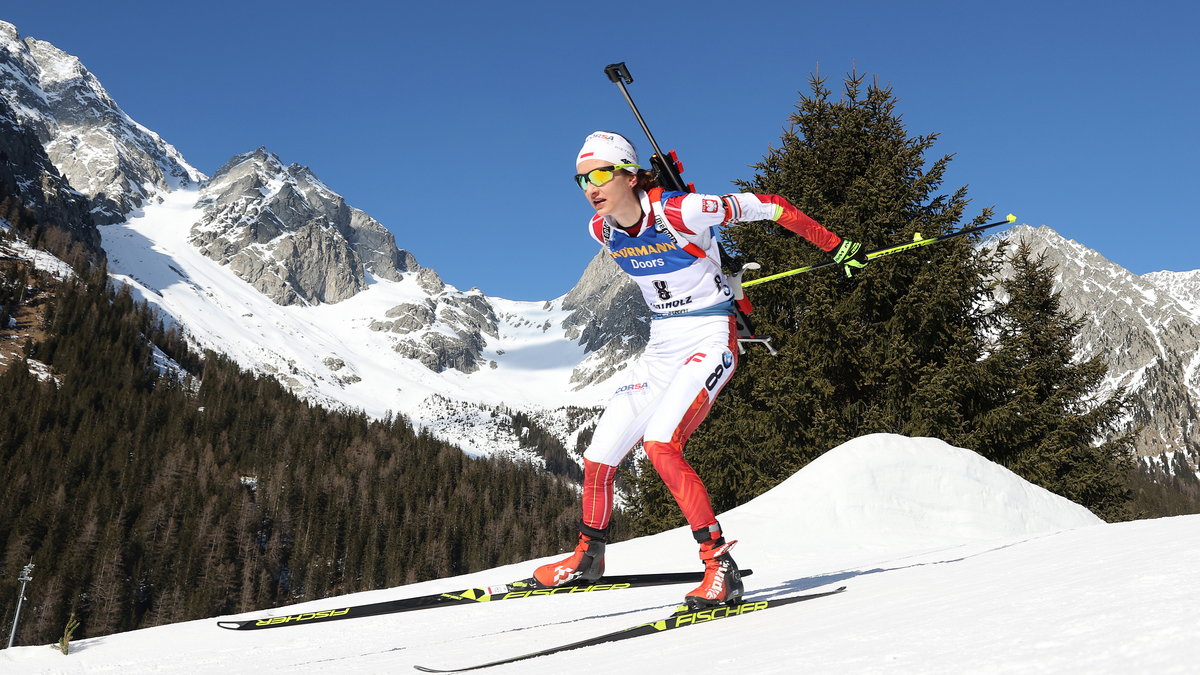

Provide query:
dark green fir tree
left=627, top=70, right=1001, bottom=534
left=629, top=72, right=1138, bottom=532
left=964, top=242, right=1134, bottom=520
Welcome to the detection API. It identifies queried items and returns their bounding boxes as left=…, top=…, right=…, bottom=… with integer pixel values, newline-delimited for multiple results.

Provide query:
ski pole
left=741, top=214, right=1018, bottom=288
left=604, top=63, right=691, bottom=193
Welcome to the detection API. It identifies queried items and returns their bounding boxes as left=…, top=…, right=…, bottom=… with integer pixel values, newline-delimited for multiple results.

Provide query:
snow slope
left=99, top=189, right=606, bottom=457
left=5, top=434, right=1197, bottom=674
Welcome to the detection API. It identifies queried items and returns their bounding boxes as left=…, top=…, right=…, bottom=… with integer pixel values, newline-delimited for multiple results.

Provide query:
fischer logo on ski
left=652, top=599, right=770, bottom=630
left=254, top=607, right=351, bottom=627
left=413, top=585, right=847, bottom=673
left=501, top=582, right=633, bottom=599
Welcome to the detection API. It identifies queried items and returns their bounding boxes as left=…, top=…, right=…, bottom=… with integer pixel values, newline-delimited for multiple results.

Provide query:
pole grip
left=604, top=63, right=632, bottom=84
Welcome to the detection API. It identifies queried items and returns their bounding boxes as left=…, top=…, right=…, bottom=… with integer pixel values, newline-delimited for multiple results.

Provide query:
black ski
left=413, top=585, right=847, bottom=672
left=215, top=570, right=752, bottom=631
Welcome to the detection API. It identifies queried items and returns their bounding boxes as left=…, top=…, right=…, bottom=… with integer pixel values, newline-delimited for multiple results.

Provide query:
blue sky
left=5, top=1, right=1197, bottom=300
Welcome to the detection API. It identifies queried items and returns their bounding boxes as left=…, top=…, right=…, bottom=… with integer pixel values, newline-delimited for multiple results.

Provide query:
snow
left=1145, top=270, right=1200, bottom=321
left=21, top=357, right=58, bottom=384
left=5, top=434, right=1197, bottom=674
left=98, top=189, right=606, bottom=456
left=0, top=219, right=74, bottom=279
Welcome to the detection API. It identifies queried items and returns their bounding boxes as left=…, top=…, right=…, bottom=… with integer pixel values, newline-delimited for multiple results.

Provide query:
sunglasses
left=574, top=164, right=640, bottom=190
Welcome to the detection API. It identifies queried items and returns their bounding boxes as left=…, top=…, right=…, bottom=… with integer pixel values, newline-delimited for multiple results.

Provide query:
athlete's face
left=577, top=159, right=639, bottom=221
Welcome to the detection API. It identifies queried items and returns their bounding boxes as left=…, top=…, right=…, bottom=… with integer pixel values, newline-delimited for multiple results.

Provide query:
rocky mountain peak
left=210, top=146, right=282, bottom=180
left=22, top=33, right=88, bottom=88
left=0, top=96, right=99, bottom=254
left=1144, top=269, right=1200, bottom=318
left=0, top=21, right=203, bottom=223
left=559, top=249, right=649, bottom=387
left=190, top=146, right=418, bottom=306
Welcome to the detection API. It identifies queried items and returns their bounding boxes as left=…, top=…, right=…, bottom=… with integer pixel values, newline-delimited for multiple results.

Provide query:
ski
left=413, top=585, right=847, bottom=672
left=215, top=570, right=752, bottom=631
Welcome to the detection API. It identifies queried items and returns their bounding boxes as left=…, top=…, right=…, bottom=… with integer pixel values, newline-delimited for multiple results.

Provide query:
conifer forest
left=0, top=223, right=580, bottom=643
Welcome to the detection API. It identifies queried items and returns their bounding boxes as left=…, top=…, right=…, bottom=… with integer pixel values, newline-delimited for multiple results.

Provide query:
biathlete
left=533, top=131, right=867, bottom=608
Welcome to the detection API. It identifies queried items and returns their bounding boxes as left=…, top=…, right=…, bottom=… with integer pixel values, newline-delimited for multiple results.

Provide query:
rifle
left=603, top=62, right=776, bottom=354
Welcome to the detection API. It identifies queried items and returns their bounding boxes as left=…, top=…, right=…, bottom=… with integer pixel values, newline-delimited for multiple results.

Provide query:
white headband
left=576, top=131, right=639, bottom=169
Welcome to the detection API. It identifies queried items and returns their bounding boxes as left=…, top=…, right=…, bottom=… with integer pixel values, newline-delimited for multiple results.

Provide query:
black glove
left=832, top=239, right=869, bottom=277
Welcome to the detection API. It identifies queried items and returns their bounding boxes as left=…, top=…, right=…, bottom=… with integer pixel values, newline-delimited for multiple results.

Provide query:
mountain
left=4, top=434, right=1197, bottom=672
left=0, top=20, right=633, bottom=462
left=190, top=147, right=418, bottom=306
left=996, top=225, right=1200, bottom=475
left=1144, top=269, right=1200, bottom=316
left=0, top=21, right=202, bottom=223
left=0, top=95, right=97, bottom=252
left=559, top=250, right=650, bottom=387
left=99, top=188, right=605, bottom=457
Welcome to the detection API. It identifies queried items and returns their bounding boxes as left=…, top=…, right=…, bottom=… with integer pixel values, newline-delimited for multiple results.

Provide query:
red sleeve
left=660, top=192, right=699, bottom=235
left=756, top=195, right=842, bottom=252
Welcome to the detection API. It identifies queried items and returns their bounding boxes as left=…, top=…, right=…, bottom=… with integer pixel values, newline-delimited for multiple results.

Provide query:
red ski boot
left=533, top=526, right=606, bottom=588
left=684, top=523, right=743, bottom=609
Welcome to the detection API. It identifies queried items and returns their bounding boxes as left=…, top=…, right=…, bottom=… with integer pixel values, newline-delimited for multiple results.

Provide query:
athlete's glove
left=832, top=239, right=869, bottom=277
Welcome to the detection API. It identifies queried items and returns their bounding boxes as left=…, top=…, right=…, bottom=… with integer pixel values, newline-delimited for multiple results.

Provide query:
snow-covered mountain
left=4, top=434, right=1197, bottom=673
left=0, top=95, right=97, bottom=252
left=0, top=21, right=202, bottom=223
left=190, top=148, right=418, bottom=306
left=0, top=20, right=636, bottom=460
left=1144, top=269, right=1200, bottom=317
left=997, top=225, right=1200, bottom=474
left=101, top=188, right=607, bottom=457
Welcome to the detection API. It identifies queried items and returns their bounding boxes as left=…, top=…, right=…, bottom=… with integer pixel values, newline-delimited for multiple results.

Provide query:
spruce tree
left=965, top=243, right=1133, bottom=520
left=628, top=71, right=1135, bottom=531
left=628, top=71, right=1000, bottom=532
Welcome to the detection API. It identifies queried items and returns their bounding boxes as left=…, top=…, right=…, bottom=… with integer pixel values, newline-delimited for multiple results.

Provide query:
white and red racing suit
left=579, top=188, right=842, bottom=533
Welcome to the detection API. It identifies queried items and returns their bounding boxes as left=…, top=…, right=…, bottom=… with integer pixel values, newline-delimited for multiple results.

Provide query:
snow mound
left=723, top=433, right=1103, bottom=551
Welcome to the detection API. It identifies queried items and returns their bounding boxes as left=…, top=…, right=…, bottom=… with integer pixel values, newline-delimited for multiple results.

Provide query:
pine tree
left=628, top=71, right=1000, bottom=533
left=965, top=242, right=1134, bottom=519
left=628, top=69, right=1140, bottom=529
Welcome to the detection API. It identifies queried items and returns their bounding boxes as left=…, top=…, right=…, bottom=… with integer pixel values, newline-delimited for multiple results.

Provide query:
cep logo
left=704, top=350, right=735, bottom=391
left=702, top=198, right=719, bottom=213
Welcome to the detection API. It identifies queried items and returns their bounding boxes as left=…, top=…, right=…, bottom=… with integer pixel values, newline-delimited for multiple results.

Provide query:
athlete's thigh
left=643, top=339, right=736, bottom=444
left=583, top=359, right=659, bottom=465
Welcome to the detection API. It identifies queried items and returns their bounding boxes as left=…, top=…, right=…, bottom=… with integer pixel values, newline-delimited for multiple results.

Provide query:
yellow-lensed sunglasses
left=574, top=164, right=640, bottom=190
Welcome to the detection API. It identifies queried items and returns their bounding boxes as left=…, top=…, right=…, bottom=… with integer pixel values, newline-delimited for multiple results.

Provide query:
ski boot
left=684, top=522, right=743, bottom=609
left=533, top=523, right=607, bottom=588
